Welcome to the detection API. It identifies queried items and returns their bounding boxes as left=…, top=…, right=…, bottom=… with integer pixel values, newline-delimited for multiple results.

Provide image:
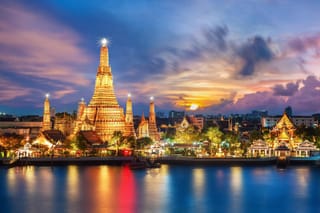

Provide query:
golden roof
left=276, top=112, right=295, bottom=130
left=278, top=129, right=290, bottom=141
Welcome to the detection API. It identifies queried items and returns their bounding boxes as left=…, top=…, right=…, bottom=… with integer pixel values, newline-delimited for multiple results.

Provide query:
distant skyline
left=1, top=0, right=320, bottom=116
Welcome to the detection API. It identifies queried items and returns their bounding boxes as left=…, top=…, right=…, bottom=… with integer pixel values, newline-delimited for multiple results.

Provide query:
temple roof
left=276, top=112, right=295, bottom=130
left=79, top=130, right=103, bottom=145
left=42, top=130, right=66, bottom=143
left=278, top=129, right=290, bottom=141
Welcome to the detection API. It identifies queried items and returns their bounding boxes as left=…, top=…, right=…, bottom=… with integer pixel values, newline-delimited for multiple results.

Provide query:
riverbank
left=0, top=156, right=134, bottom=167
left=1, top=156, right=320, bottom=167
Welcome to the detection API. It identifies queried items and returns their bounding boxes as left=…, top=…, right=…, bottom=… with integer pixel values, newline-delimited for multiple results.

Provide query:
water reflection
left=1, top=165, right=320, bottom=213
left=7, top=168, right=17, bottom=194
left=295, top=167, right=310, bottom=198
left=192, top=168, right=205, bottom=200
left=143, top=166, right=169, bottom=211
left=66, top=166, right=79, bottom=204
left=95, top=166, right=112, bottom=212
left=230, top=167, right=242, bottom=196
left=118, top=166, right=136, bottom=213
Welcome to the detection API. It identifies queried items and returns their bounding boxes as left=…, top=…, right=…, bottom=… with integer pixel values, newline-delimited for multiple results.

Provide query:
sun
left=190, top=104, right=199, bottom=111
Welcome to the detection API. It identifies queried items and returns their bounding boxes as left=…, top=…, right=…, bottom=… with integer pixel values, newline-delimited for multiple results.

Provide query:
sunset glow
left=1, top=1, right=320, bottom=115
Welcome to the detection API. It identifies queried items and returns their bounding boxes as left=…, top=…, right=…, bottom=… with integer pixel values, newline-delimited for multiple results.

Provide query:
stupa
left=148, top=97, right=160, bottom=141
left=124, top=94, right=136, bottom=137
left=137, top=97, right=160, bottom=141
left=74, top=39, right=126, bottom=142
left=42, top=93, right=51, bottom=131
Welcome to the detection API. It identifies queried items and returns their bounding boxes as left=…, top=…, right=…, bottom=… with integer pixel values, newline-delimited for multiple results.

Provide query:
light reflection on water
left=1, top=165, right=320, bottom=213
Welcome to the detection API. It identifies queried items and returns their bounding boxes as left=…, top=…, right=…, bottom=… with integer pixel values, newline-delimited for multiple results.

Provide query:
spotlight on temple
left=101, top=38, right=108, bottom=47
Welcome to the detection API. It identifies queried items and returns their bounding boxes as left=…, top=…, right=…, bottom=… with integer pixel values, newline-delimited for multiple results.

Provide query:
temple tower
left=42, top=94, right=51, bottom=131
left=138, top=113, right=149, bottom=138
left=80, top=39, right=125, bottom=141
left=148, top=97, right=160, bottom=141
left=77, top=98, right=86, bottom=121
left=125, top=94, right=136, bottom=137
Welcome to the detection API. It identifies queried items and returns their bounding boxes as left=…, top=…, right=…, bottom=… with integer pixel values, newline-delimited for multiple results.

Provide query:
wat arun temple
left=43, top=39, right=160, bottom=142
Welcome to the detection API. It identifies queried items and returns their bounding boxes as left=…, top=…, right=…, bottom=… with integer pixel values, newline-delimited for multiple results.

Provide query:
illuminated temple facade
left=42, top=94, right=51, bottom=131
left=73, top=41, right=129, bottom=141
left=249, top=111, right=318, bottom=157
left=137, top=98, right=160, bottom=141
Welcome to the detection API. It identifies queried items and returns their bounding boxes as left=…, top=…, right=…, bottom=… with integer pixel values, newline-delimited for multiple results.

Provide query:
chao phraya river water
left=1, top=165, right=320, bottom=212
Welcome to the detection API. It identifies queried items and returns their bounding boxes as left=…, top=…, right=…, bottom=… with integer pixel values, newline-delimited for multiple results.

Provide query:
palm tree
left=111, top=131, right=123, bottom=156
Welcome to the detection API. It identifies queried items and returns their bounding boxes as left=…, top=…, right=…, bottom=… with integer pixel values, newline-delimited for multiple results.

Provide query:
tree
left=111, top=131, right=123, bottom=156
left=249, top=130, right=263, bottom=141
left=205, top=127, right=223, bottom=155
left=0, top=133, right=24, bottom=151
left=71, top=134, right=87, bottom=152
left=223, top=132, right=240, bottom=155
left=124, top=136, right=136, bottom=149
left=136, top=137, right=153, bottom=150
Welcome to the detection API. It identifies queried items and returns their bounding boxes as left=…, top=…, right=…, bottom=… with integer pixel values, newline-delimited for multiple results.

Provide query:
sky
left=1, top=0, right=320, bottom=116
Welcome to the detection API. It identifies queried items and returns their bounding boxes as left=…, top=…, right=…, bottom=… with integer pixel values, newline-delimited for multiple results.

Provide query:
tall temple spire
left=99, top=38, right=109, bottom=68
left=75, top=39, right=126, bottom=141
left=149, top=96, right=155, bottom=124
left=42, top=93, right=51, bottom=131
left=125, top=93, right=136, bottom=137
left=138, top=112, right=149, bottom=138
left=148, top=96, right=160, bottom=141
left=77, top=98, right=86, bottom=121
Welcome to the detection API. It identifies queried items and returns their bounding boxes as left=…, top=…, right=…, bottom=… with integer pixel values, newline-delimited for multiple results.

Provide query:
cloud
left=52, top=88, right=77, bottom=99
left=286, top=76, right=320, bottom=113
left=273, top=81, right=300, bottom=96
left=201, top=75, right=320, bottom=115
left=0, top=3, right=92, bottom=89
left=237, top=36, right=274, bottom=76
left=287, top=34, right=320, bottom=55
left=0, top=78, right=32, bottom=101
left=203, top=25, right=229, bottom=51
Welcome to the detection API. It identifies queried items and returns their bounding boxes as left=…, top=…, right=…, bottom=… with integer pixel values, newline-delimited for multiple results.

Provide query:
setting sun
left=190, top=104, right=199, bottom=111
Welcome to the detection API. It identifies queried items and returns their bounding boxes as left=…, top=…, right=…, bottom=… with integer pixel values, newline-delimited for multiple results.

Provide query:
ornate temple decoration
left=137, top=97, right=160, bottom=141
left=272, top=112, right=296, bottom=149
left=125, top=94, right=136, bottom=138
left=73, top=40, right=127, bottom=142
left=42, top=94, right=51, bottom=131
left=138, top=113, right=149, bottom=138
left=148, top=97, right=160, bottom=141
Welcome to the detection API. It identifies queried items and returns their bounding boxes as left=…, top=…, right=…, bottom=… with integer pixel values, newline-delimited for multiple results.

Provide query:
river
left=1, top=165, right=320, bottom=213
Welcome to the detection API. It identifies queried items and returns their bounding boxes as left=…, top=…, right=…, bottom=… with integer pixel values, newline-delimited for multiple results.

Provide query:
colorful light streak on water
left=1, top=165, right=320, bottom=213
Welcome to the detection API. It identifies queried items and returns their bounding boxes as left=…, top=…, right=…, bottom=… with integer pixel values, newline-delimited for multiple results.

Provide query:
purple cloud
left=273, top=81, right=300, bottom=96
left=0, top=3, right=92, bottom=103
